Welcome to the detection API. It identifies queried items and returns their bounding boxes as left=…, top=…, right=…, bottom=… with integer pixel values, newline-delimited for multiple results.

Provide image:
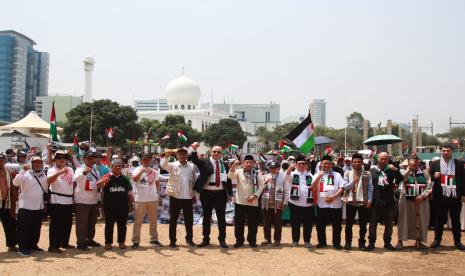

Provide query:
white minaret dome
left=83, top=55, right=95, bottom=103
left=165, top=75, right=201, bottom=110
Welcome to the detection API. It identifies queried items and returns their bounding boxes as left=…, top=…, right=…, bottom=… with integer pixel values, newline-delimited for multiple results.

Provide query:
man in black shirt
left=98, top=159, right=133, bottom=250
left=366, top=152, right=402, bottom=251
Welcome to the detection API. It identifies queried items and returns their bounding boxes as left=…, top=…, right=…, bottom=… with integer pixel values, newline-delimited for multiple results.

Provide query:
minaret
left=83, top=56, right=95, bottom=103
left=229, top=97, right=234, bottom=116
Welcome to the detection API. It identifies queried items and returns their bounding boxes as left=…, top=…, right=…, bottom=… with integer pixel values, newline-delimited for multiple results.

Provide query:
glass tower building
left=0, top=30, right=49, bottom=122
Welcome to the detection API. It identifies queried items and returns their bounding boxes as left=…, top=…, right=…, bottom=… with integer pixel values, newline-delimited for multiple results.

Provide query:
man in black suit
left=429, top=144, right=465, bottom=250
left=191, top=143, right=233, bottom=248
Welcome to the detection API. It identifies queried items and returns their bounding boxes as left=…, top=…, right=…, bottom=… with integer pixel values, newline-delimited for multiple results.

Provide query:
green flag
left=50, top=101, right=58, bottom=142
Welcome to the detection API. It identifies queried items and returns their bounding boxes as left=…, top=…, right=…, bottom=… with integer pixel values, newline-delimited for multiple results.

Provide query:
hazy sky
left=2, top=0, right=464, bottom=133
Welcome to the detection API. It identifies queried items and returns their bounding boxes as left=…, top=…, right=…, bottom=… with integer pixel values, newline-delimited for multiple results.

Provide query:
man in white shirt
left=312, top=155, right=347, bottom=249
left=131, top=153, right=161, bottom=248
left=161, top=148, right=197, bottom=248
left=0, top=153, right=18, bottom=252
left=285, top=156, right=315, bottom=248
left=13, top=156, right=48, bottom=256
left=47, top=150, right=75, bottom=253
left=73, top=151, right=101, bottom=251
left=228, top=155, right=264, bottom=248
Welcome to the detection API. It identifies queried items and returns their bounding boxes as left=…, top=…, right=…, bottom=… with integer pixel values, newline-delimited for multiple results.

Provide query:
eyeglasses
left=212, top=151, right=222, bottom=154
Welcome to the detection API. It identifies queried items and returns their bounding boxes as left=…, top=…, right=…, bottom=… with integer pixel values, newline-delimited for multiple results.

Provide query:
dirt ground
left=0, top=222, right=464, bottom=275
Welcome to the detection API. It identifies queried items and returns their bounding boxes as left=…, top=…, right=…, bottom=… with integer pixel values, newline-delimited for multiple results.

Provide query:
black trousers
left=49, top=203, right=73, bottom=249
left=289, top=203, right=314, bottom=243
left=169, top=197, right=193, bottom=243
left=368, top=206, right=395, bottom=244
left=0, top=209, right=17, bottom=247
left=104, top=207, right=128, bottom=244
left=263, top=208, right=283, bottom=242
left=345, top=204, right=371, bottom=244
left=234, top=204, right=259, bottom=244
left=317, top=207, right=342, bottom=246
left=434, top=197, right=462, bottom=243
left=200, top=190, right=227, bottom=242
left=17, top=208, right=43, bottom=251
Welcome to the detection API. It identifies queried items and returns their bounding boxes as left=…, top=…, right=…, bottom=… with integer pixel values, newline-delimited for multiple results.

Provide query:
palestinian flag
left=73, top=134, right=80, bottom=157
left=106, top=128, right=114, bottom=139
left=280, top=145, right=291, bottom=153
left=161, top=134, right=170, bottom=140
left=285, top=113, right=315, bottom=154
left=228, top=143, right=239, bottom=150
left=178, top=131, right=187, bottom=142
left=259, top=153, right=267, bottom=163
left=50, top=101, right=58, bottom=142
left=323, top=145, right=334, bottom=157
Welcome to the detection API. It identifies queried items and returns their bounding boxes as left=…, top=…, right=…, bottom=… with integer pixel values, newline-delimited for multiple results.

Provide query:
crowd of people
left=0, top=142, right=464, bottom=257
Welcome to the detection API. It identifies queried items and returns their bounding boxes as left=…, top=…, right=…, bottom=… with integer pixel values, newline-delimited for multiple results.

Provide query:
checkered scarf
left=440, top=157, right=455, bottom=176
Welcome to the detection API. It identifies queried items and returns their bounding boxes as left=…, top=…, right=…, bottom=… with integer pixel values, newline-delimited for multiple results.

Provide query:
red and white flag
left=161, top=133, right=170, bottom=140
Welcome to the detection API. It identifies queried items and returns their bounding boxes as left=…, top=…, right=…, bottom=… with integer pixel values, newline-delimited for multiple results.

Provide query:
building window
left=193, top=106, right=195, bottom=110
left=201, top=121, right=204, bottom=132
left=174, top=105, right=178, bottom=110
left=181, top=105, right=185, bottom=110
left=187, top=105, right=191, bottom=110
left=265, top=112, right=270, bottom=122
left=188, top=120, right=192, bottom=127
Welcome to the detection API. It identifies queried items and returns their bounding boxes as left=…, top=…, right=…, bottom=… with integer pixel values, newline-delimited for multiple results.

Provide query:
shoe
left=132, top=243, right=139, bottom=249
left=186, top=240, right=196, bottom=247
left=395, top=241, right=403, bottom=250
left=18, top=249, right=33, bottom=256
left=273, top=241, right=281, bottom=247
left=384, top=243, right=396, bottom=251
left=197, top=240, right=210, bottom=247
left=316, top=243, right=327, bottom=248
left=77, top=245, right=89, bottom=251
left=416, top=241, right=427, bottom=250
left=344, top=243, right=352, bottom=250
left=430, top=240, right=441, bottom=249
left=219, top=241, right=229, bottom=249
left=333, top=244, right=342, bottom=250
left=150, top=240, right=163, bottom=247
left=169, top=242, right=177, bottom=248
left=8, top=246, right=18, bottom=252
left=104, top=244, right=112, bottom=250
left=233, top=242, right=244, bottom=248
left=261, top=241, right=271, bottom=246
left=249, top=243, right=258, bottom=248
left=358, top=243, right=367, bottom=250
left=87, top=240, right=101, bottom=247
left=48, top=247, right=64, bottom=253
left=61, top=244, right=75, bottom=249
left=118, top=243, right=127, bottom=249
left=291, top=242, right=299, bottom=247
left=304, top=242, right=313, bottom=248
left=31, top=245, right=44, bottom=252
left=365, top=243, right=375, bottom=251
left=455, top=242, right=465, bottom=251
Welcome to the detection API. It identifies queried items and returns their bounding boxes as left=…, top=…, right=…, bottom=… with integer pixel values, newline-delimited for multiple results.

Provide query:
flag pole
left=344, top=96, right=348, bottom=156
left=89, top=105, right=94, bottom=144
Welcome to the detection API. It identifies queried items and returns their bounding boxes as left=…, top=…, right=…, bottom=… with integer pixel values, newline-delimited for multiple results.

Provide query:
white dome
left=165, top=76, right=201, bottom=109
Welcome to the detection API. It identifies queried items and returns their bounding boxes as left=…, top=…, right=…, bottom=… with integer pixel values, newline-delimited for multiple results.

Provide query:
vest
left=343, top=170, right=370, bottom=206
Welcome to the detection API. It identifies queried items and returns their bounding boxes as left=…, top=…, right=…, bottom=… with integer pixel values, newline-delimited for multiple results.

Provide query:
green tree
left=347, top=112, right=365, bottom=134
left=203, top=118, right=247, bottom=149
left=62, top=99, right=143, bottom=147
left=153, top=115, right=202, bottom=148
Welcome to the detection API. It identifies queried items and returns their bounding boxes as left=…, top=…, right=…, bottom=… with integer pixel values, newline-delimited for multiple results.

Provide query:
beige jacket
left=228, top=168, right=264, bottom=207
left=161, top=158, right=197, bottom=199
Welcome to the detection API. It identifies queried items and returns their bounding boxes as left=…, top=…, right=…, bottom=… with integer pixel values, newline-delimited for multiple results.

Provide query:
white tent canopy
left=0, top=111, right=63, bottom=133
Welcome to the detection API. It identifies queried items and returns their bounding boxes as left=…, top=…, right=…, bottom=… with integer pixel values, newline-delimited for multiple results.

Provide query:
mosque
left=137, top=75, right=281, bottom=153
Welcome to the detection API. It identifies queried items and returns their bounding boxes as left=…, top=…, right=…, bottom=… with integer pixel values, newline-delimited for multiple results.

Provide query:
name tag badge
left=378, top=176, right=386, bottom=187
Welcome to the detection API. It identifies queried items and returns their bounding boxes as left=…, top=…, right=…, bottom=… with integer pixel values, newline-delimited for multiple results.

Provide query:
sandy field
left=0, top=222, right=464, bottom=275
